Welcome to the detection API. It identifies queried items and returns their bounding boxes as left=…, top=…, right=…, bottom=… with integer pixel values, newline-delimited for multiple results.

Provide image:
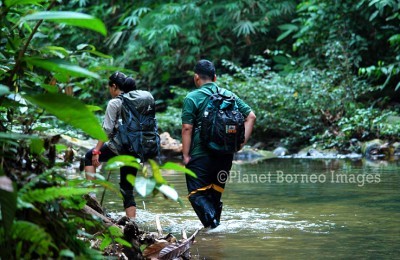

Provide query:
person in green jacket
left=181, top=59, right=256, bottom=228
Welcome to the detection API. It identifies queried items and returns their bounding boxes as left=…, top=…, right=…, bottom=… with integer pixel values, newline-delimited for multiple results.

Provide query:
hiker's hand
left=92, top=154, right=100, bottom=167
left=182, top=155, right=191, bottom=165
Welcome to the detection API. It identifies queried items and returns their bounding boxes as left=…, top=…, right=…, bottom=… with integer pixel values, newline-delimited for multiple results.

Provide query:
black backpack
left=116, top=91, right=160, bottom=162
left=199, top=86, right=245, bottom=154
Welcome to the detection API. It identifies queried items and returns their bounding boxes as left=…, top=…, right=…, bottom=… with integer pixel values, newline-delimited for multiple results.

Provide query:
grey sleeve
left=102, top=98, right=122, bottom=138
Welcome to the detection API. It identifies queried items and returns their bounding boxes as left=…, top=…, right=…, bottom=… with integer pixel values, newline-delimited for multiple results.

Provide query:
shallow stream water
left=100, top=158, right=400, bottom=259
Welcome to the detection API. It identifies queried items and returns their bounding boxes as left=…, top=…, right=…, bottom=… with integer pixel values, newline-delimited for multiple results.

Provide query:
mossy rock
left=392, top=142, right=400, bottom=155
left=297, top=145, right=338, bottom=158
left=361, top=139, right=389, bottom=158
left=234, top=147, right=276, bottom=163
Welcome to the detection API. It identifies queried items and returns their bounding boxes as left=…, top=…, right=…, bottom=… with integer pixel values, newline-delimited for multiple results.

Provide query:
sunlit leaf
left=115, top=237, right=132, bottom=247
left=135, top=176, right=156, bottom=197
left=108, top=225, right=123, bottom=237
left=30, top=138, right=44, bottom=155
left=156, top=184, right=178, bottom=201
left=22, top=11, right=107, bottom=36
left=149, top=159, right=167, bottom=184
left=86, top=105, right=103, bottom=112
left=5, top=0, right=45, bottom=7
left=22, top=187, right=93, bottom=203
left=99, top=236, right=112, bottom=250
left=105, top=155, right=141, bottom=170
left=160, top=162, right=197, bottom=178
left=25, top=58, right=100, bottom=79
left=127, top=174, right=136, bottom=186
left=24, top=93, right=108, bottom=141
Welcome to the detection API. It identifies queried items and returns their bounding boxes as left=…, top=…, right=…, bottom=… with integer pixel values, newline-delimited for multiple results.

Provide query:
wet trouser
left=84, top=144, right=137, bottom=208
left=185, top=154, right=233, bottom=228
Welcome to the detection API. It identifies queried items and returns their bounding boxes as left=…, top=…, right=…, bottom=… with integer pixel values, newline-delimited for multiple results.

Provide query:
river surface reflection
left=102, top=158, right=400, bottom=259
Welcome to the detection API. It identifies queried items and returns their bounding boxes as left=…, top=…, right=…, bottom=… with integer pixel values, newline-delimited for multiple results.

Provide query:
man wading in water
left=181, top=60, right=256, bottom=228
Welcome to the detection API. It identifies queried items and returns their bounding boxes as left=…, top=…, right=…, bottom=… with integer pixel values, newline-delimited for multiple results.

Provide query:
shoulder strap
left=119, top=93, right=142, bottom=121
left=116, top=93, right=124, bottom=101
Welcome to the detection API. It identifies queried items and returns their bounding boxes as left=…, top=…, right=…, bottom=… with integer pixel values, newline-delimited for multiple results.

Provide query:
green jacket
left=181, top=82, right=252, bottom=157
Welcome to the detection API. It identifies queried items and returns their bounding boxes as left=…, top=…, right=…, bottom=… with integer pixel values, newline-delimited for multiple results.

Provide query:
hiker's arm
left=103, top=99, right=120, bottom=137
left=242, top=111, right=256, bottom=148
left=181, top=124, right=193, bottom=165
left=92, top=140, right=104, bottom=167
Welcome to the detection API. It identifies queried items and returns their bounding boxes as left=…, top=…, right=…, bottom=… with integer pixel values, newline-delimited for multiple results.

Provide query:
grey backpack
left=116, top=91, right=160, bottom=162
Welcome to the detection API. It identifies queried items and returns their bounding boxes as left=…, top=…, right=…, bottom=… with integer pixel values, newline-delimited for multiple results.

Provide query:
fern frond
left=12, top=220, right=57, bottom=257
left=233, top=20, right=256, bottom=36
left=21, top=187, right=93, bottom=204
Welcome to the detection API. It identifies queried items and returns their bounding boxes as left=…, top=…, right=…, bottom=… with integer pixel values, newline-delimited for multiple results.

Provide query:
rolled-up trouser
left=185, top=154, right=233, bottom=228
left=84, top=144, right=138, bottom=208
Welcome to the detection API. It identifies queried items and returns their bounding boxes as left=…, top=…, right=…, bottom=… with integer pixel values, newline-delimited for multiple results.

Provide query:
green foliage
left=278, top=0, right=400, bottom=91
left=104, top=0, right=297, bottom=89
left=108, top=156, right=195, bottom=202
left=1, top=0, right=400, bottom=257
left=338, top=108, right=400, bottom=139
left=98, top=226, right=131, bottom=251
left=21, top=186, right=93, bottom=204
left=22, top=11, right=107, bottom=36
left=0, top=2, right=119, bottom=258
left=25, top=92, right=108, bottom=141
left=0, top=169, right=105, bottom=259
left=219, top=56, right=376, bottom=149
left=157, top=106, right=183, bottom=138
left=11, top=221, right=57, bottom=258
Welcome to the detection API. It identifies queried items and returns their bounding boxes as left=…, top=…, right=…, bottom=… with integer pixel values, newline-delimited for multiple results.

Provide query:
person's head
left=108, top=71, right=126, bottom=97
left=193, top=59, right=216, bottom=87
left=108, top=71, right=127, bottom=89
left=121, top=77, right=136, bottom=92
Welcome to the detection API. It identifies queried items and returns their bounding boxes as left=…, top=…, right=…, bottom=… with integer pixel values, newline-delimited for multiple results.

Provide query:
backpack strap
left=119, top=94, right=142, bottom=121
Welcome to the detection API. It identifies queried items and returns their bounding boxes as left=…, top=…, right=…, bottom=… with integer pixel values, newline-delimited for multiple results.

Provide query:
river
left=101, top=158, right=400, bottom=259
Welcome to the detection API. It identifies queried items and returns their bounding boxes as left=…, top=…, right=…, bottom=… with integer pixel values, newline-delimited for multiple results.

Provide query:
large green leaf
left=21, top=187, right=93, bottom=203
left=156, top=184, right=178, bottom=201
left=25, top=58, right=100, bottom=79
left=30, top=138, right=44, bottom=155
left=135, top=176, right=156, bottom=197
left=105, top=155, right=141, bottom=170
left=22, top=11, right=107, bottom=36
left=5, top=0, right=45, bottom=7
left=160, top=162, right=197, bottom=178
left=149, top=159, right=167, bottom=184
left=24, top=93, right=108, bottom=141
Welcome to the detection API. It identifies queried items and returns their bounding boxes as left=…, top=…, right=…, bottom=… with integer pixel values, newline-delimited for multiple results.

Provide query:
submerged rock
left=361, top=139, right=390, bottom=159
left=234, top=147, right=276, bottom=164
left=392, top=142, right=400, bottom=156
left=295, top=145, right=339, bottom=159
left=273, top=147, right=289, bottom=157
